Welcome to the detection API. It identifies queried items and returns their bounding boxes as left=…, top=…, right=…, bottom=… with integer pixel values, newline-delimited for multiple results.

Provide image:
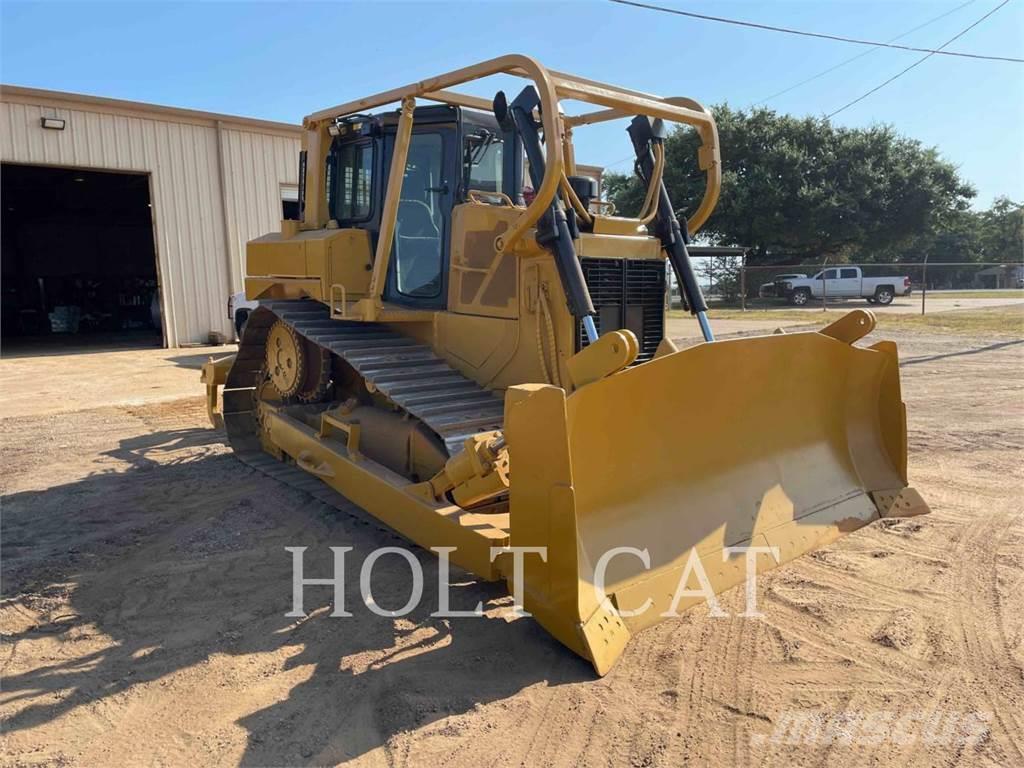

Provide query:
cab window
left=840, top=268, right=858, bottom=279
left=464, top=129, right=502, bottom=195
left=333, top=141, right=374, bottom=221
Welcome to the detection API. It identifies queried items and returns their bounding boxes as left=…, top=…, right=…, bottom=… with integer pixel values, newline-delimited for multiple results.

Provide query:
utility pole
left=921, top=253, right=930, bottom=315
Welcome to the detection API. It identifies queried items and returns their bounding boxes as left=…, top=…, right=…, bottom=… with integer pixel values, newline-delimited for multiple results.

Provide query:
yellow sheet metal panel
left=326, top=229, right=373, bottom=297
left=247, top=234, right=307, bottom=277
left=575, top=231, right=662, bottom=259
left=436, top=312, right=521, bottom=383
left=436, top=244, right=579, bottom=391
left=245, top=228, right=373, bottom=303
left=449, top=203, right=521, bottom=318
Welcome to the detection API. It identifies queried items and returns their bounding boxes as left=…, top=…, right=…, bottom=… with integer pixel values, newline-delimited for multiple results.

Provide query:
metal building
left=1, top=85, right=301, bottom=349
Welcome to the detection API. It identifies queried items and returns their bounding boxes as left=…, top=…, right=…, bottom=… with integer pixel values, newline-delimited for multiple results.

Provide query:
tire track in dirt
left=730, top=608, right=765, bottom=767
left=630, top=624, right=696, bottom=765
left=583, top=621, right=679, bottom=766
left=798, top=558, right=944, bottom=612
left=763, top=592, right=933, bottom=685
left=826, top=506, right=971, bottom=767
left=692, top=608, right=741, bottom=765
left=914, top=448, right=1023, bottom=752
left=754, top=515, right=966, bottom=767
left=948, top=506, right=1024, bottom=762
left=652, top=616, right=707, bottom=767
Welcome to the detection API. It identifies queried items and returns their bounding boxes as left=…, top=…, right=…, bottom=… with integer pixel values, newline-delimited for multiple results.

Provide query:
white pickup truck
left=758, top=273, right=807, bottom=298
left=779, top=267, right=912, bottom=306
left=228, top=291, right=258, bottom=339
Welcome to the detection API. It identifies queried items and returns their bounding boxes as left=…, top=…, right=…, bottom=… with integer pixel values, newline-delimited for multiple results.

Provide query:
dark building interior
left=2, top=163, right=163, bottom=351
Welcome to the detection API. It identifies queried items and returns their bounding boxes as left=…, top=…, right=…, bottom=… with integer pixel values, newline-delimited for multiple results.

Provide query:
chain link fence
left=669, top=257, right=1024, bottom=314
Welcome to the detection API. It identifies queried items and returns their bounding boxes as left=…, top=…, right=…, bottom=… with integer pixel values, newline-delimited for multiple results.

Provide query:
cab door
left=383, top=128, right=457, bottom=309
left=819, top=269, right=843, bottom=298
left=836, top=267, right=861, bottom=296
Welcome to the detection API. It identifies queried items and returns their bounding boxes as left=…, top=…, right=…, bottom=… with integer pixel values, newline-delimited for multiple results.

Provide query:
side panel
left=244, top=227, right=372, bottom=302
left=326, top=229, right=374, bottom=298
left=448, top=203, right=521, bottom=319
left=436, top=249, right=576, bottom=391
left=247, top=234, right=306, bottom=277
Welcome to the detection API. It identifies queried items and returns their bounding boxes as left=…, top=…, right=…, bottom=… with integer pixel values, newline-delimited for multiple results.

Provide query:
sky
left=1, top=0, right=1022, bottom=208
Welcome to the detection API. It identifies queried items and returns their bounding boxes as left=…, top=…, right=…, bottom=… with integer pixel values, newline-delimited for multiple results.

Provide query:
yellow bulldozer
left=202, top=55, right=928, bottom=675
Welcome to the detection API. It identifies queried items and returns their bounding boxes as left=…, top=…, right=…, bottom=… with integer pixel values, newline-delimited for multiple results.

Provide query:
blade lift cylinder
left=497, top=86, right=598, bottom=344
left=627, top=116, right=714, bottom=342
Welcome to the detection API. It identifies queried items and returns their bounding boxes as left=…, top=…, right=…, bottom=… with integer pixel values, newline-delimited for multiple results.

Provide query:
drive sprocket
left=264, top=319, right=332, bottom=402
left=266, top=320, right=305, bottom=398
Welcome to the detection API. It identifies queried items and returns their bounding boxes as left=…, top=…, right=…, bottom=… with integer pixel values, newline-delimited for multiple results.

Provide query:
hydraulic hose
left=627, top=116, right=714, bottom=342
left=504, top=87, right=597, bottom=342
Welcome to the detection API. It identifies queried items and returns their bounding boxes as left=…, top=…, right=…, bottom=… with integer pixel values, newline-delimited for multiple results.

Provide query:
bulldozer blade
left=504, top=322, right=927, bottom=676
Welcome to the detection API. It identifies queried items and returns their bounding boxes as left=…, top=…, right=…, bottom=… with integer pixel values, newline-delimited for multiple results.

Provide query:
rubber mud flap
left=505, top=324, right=927, bottom=675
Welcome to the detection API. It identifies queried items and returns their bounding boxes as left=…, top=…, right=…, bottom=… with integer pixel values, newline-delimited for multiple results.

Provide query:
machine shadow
left=1, top=427, right=588, bottom=763
left=167, top=350, right=237, bottom=370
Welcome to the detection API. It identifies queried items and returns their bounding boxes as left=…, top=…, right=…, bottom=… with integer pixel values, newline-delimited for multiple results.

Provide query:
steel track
left=221, top=301, right=505, bottom=483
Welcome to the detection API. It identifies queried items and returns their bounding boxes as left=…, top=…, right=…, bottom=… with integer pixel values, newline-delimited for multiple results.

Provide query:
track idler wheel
left=265, top=320, right=331, bottom=402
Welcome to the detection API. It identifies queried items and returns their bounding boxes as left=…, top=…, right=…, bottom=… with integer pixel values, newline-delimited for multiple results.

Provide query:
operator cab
left=324, top=105, right=509, bottom=310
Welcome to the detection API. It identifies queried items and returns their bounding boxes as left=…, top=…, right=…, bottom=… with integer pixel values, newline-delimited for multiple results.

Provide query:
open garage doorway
left=2, top=163, right=163, bottom=354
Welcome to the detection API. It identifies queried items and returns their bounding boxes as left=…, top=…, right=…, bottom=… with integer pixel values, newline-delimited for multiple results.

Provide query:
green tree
left=867, top=197, right=1022, bottom=267
left=976, top=197, right=1024, bottom=262
left=606, top=105, right=976, bottom=265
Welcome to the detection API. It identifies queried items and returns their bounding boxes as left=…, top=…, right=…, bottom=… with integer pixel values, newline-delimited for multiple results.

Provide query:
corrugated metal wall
left=220, top=127, right=299, bottom=294
left=0, top=92, right=299, bottom=346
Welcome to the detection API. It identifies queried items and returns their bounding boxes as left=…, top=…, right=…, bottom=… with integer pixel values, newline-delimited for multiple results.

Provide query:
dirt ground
left=0, top=343, right=233, bottom=419
left=2, top=324, right=1022, bottom=767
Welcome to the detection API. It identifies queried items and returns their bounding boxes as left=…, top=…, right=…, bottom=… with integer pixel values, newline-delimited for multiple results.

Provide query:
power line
left=604, top=154, right=637, bottom=171
left=608, top=0, right=1024, bottom=63
left=601, top=0, right=1011, bottom=172
left=828, top=0, right=1011, bottom=117
left=756, top=0, right=979, bottom=104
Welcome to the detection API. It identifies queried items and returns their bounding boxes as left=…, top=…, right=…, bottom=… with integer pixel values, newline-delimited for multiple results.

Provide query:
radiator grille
left=577, top=258, right=666, bottom=364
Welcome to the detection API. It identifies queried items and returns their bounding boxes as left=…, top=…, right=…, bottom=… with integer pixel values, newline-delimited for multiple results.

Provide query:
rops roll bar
left=300, top=54, right=720, bottom=253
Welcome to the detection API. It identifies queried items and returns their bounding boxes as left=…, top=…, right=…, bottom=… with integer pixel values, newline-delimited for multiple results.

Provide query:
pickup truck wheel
left=874, top=288, right=894, bottom=306
left=235, top=309, right=251, bottom=340
left=790, top=289, right=811, bottom=306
